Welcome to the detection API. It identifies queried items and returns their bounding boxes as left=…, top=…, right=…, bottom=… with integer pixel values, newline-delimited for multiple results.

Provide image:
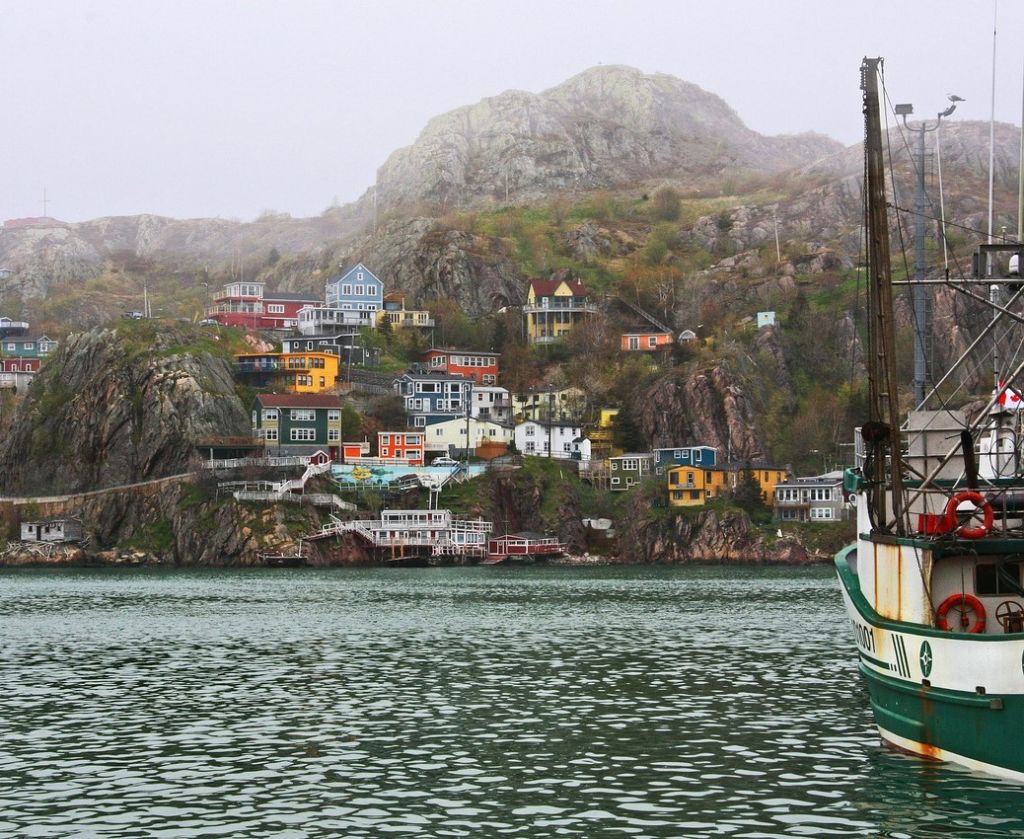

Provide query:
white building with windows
left=773, top=471, right=848, bottom=522
left=324, top=263, right=384, bottom=321
left=469, top=386, right=512, bottom=423
left=425, top=417, right=513, bottom=456
left=514, top=420, right=582, bottom=460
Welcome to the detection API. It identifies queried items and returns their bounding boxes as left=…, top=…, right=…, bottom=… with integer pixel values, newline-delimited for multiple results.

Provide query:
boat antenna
left=861, top=57, right=907, bottom=535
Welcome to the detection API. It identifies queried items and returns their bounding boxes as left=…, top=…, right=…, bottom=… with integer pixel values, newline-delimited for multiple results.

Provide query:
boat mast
left=861, top=58, right=907, bottom=535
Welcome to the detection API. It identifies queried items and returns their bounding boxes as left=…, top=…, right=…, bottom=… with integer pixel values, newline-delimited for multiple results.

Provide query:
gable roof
left=528, top=278, right=590, bottom=298
left=422, top=347, right=500, bottom=359
left=255, top=393, right=344, bottom=409
left=262, top=290, right=321, bottom=302
left=329, top=262, right=384, bottom=287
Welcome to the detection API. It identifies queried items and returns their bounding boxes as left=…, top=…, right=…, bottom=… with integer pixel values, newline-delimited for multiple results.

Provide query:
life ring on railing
left=936, top=593, right=987, bottom=633
left=943, top=491, right=993, bottom=539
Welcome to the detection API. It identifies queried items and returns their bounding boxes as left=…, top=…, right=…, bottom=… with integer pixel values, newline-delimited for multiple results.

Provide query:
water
left=2, top=565, right=1024, bottom=838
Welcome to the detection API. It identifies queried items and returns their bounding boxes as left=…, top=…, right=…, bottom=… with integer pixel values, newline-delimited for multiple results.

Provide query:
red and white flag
left=997, top=381, right=1024, bottom=410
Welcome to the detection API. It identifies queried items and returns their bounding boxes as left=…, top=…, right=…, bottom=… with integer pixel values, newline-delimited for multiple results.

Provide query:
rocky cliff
left=373, top=65, right=843, bottom=213
left=0, top=321, right=249, bottom=495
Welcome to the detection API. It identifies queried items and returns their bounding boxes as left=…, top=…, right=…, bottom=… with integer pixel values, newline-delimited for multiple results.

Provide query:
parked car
left=431, top=456, right=459, bottom=467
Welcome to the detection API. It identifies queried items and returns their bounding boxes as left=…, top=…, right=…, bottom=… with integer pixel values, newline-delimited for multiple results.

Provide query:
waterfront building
left=773, top=471, right=848, bottom=522
left=667, top=465, right=728, bottom=507
left=20, top=517, right=83, bottom=543
left=251, top=393, right=344, bottom=460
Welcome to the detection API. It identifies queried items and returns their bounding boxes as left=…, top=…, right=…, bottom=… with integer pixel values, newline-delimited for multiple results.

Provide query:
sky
left=3, top=0, right=1023, bottom=224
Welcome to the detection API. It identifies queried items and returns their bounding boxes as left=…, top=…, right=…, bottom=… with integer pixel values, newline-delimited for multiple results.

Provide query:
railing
left=203, top=455, right=318, bottom=470
left=523, top=301, right=598, bottom=314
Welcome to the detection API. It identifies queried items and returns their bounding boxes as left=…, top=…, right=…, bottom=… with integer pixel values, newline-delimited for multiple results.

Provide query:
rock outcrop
left=0, top=321, right=249, bottom=495
left=373, top=65, right=843, bottom=214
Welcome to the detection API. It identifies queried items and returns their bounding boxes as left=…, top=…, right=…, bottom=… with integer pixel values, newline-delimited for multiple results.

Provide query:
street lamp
left=895, top=95, right=960, bottom=406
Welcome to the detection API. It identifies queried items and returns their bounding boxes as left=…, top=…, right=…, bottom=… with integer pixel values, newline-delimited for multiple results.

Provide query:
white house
left=571, top=436, right=592, bottom=462
left=20, top=517, right=83, bottom=543
left=514, top=420, right=582, bottom=460
left=469, top=386, right=512, bottom=423
left=425, top=417, right=513, bottom=455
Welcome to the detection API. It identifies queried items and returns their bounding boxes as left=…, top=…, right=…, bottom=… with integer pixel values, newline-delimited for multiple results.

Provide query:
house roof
left=422, top=347, right=500, bottom=359
left=383, top=291, right=406, bottom=302
left=528, top=278, right=590, bottom=297
left=330, top=263, right=383, bottom=285
left=256, top=393, right=344, bottom=409
left=654, top=445, right=716, bottom=454
left=262, top=291, right=321, bottom=302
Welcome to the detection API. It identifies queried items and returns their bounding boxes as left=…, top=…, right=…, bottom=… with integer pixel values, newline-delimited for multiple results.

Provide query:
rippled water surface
left=3, top=565, right=1024, bottom=838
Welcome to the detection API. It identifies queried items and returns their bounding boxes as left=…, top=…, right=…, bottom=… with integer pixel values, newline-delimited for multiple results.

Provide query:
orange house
left=621, top=331, right=674, bottom=352
left=377, top=431, right=425, bottom=465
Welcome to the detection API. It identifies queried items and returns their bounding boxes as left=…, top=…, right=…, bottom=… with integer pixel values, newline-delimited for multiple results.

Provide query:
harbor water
left=3, top=565, right=1024, bottom=838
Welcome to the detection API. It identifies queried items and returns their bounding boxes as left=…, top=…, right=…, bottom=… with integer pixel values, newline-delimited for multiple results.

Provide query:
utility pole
left=41, top=188, right=49, bottom=217
left=895, top=97, right=958, bottom=406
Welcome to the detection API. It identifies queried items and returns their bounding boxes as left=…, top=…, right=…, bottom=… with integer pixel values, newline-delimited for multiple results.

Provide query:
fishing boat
left=837, top=57, right=1024, bottom=781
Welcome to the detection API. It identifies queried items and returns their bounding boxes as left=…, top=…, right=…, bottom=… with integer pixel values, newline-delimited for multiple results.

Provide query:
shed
left=21, top=517, right=83, bottom=543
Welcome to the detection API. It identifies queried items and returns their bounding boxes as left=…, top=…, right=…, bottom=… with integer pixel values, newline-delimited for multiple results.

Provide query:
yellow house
left=587, top=408, right=622, bottom=460
left=667, top=462, right=789, bottom=508
left=378, top=291, right=435, bottom=329
left=235, top=352, right=341, bottom=393
left=523, top=278, right=595, bottom=344
left=667, top=466, right=729, bottom=507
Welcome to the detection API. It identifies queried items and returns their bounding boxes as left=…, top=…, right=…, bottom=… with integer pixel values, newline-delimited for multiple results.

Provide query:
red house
left=205, top=280, right=321, bottom=330
left=421, top=348, right=499, bottom=385
left=0, top=358, right=41, bottom=373
left=377, top=431, right=425, bottom=465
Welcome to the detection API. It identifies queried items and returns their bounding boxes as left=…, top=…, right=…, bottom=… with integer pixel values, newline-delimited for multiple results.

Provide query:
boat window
left=976, top=562, right=1023, bottom=596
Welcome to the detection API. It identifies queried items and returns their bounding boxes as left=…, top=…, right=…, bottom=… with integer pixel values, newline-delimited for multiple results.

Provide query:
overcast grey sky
left=3, top=0, right=1022, bottom=223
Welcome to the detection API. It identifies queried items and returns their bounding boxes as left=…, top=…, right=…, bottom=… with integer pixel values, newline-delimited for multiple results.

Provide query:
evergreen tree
left=612, top=407, right=645, bottom=452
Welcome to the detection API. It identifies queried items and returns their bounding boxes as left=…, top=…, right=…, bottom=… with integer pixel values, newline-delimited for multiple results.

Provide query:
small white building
left=21, top=517, right=83, bottom=543
left=571, top=436, right=592, bottom=462
left=425, top=417, right=513, bottom=455
left=514, top=420, right=582, bottom=460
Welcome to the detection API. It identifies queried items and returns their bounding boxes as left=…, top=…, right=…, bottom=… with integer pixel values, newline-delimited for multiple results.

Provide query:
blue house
left=325, top=263, right=384, bottom=324
left=393, top=371, right=473, bottom=428
left=653, top=445, right=717, bottom=475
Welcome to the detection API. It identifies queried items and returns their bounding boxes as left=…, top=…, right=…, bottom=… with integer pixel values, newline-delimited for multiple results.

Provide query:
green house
left=252, top=393, right=344, bottom=460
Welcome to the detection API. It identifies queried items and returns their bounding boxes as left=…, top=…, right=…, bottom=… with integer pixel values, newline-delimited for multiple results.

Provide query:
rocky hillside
left=0, top=321, right=250, bottom=495
left=373, top=65, right=842, bottom=214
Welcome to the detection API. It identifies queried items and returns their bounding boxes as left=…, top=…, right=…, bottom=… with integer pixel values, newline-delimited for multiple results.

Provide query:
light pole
left=895, top=97, right=960, bottom=405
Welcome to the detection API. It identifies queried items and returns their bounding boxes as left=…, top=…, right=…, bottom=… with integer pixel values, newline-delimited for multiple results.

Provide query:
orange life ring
left=943, top=491, right=993, bottom=539
left=936, top=592, right=987, bottom=633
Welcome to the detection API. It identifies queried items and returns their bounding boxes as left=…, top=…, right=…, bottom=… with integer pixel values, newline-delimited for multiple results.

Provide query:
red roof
left=422, top=347, right=499, bottom=359
left=383, top=291, right=407, bottom=302
left=529, top=278, right=590, bottom=298
left=256, top=393, right=344, bottom=409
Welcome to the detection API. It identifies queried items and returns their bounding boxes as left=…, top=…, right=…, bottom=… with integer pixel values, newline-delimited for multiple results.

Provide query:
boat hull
left=836, top=545, right=1024, bottom=781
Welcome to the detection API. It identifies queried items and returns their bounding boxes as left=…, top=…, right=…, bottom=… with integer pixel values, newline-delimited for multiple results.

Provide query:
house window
left=264, top=429, right=278, bottom=441
left=355, top=285, right=364, bottom=295
left=342, top=284, right=353, bottom=295
left=525, top=442, right=535, bottom=453
left=414, top=417, right=426, bottom=427
left=267, top=304, right=285, bottom=314
left=290, top=428, right=316, bottom=441
left=328, top=429, right=340, bottom=441
left=262, top=409, right=279, bottom=421
left=290, top=409, right=316, bottom=421
left=328, top=410, right=341, bottom=421
left=628, top=337, right=639, bottom=350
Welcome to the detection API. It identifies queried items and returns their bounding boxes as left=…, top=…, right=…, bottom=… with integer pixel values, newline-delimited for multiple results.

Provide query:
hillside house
left=0, top=317, right=29, bottom=338
left=425, top=417, right=512, bottom=457
left=325, top=263, right=384, bottom=322
left=379, top=292, right=434, bottom=329
left=718, top=461, right=791, bottom=504
left=513, top=385, right=585, bottom=424
left=235, top=352, right=340, bottom=393
left=514, top=420, right=582, bottom=460
left=586, top=408, right=621, bottom=460
left=773, top=471, right=848, bottom=522
left=421, top=348, right=499, bottom=385
left=608, top=453, right=654, bottom=491
left=653, top=445, right=718, bottom=475
left=251, top=393, right=344, bottom=459
left=469, top=385, right=512, bottom=423
left=205, top=281, right=320, bottom=330
left=297, top=305, right=377, bottom=333
left=523, top=278, right=596, bottom=344
left=394, top=371, right=472, bottom=428
left=667, top=465, right=728, bottom=507
left=281, top=332, right=379, bottom=367
left=377, top=431, right=425, bottom=465
left=20, top=517, right=83, bottom=543
left=3, top=335, right=56, bottom=358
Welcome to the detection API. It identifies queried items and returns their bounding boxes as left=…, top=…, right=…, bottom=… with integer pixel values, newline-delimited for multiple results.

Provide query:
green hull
left=837, top=546, right=1024, bottom=781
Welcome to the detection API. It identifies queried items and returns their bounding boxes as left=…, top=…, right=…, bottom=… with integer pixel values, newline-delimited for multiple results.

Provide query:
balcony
left=522, top=299, right=598, bottom=315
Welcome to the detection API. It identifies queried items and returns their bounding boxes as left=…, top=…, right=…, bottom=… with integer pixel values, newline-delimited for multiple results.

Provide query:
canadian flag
left=998, top=381, right=1024, bottom=410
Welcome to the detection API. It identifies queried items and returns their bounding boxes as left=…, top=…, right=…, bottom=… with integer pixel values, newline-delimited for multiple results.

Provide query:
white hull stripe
left=878, top=725, right=1024, bottom=783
